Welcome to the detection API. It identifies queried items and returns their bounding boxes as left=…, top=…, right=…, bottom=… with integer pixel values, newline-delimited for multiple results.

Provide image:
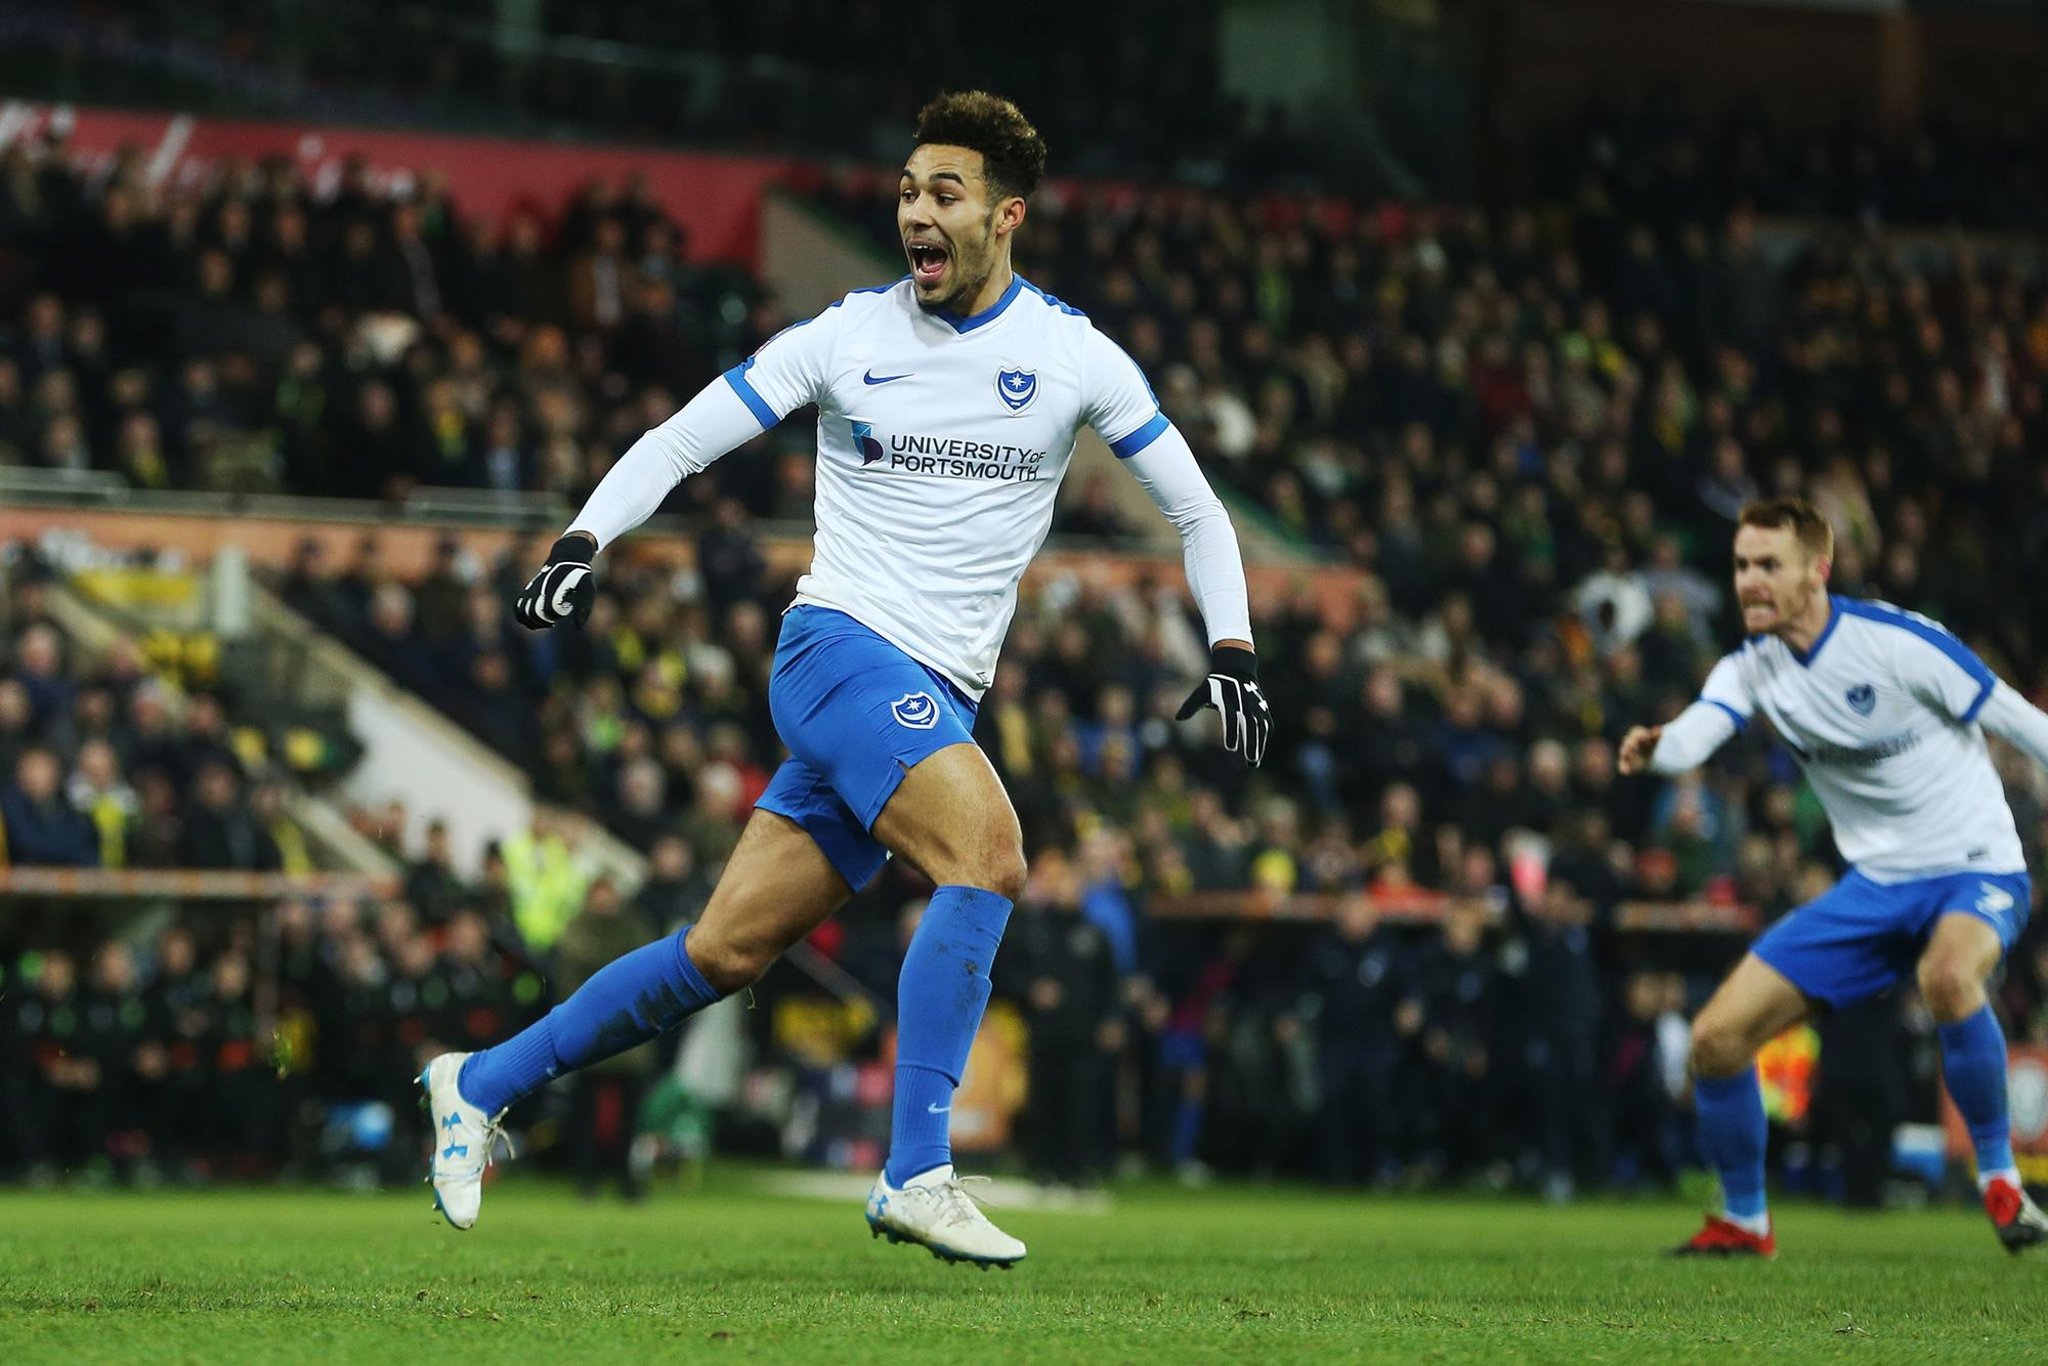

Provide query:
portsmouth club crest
left=995, top=367, right=1038, bottom=412
left=890, top=691, right=939, bottom=730
left=1845, top=683, right=1876, bottom=716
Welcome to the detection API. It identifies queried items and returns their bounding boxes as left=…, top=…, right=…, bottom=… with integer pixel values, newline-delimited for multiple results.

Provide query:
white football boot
left=419, top=1052, right=510, bottom=1230
left=866, top=1164, right=1027, bottom=1268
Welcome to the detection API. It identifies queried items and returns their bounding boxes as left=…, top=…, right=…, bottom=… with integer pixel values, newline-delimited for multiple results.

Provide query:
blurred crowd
left=14, top=849, right=2048, bottom=1195
left=62, top=1, right=1304, bottom=185
left=1539, top=97, right=2048, bottom=234
left=7, top=91, right=2048, bottom=1194
left=0, top=900, right=533, bottom=1186
left=31, top=7, right=2048, bottom=213
left=0, top=558, right=314, bottom=873
left=0, top=795, right=732, bottom=1186
left=0, top=132, right=769, bottom=508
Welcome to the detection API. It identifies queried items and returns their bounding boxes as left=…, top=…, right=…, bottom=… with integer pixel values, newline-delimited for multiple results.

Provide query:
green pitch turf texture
left=1, top=1177, right=2041, bottom=1363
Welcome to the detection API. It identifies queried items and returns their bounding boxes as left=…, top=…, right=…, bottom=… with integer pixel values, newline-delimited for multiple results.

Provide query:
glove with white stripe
left=1175, top=645, right=1271, bottom=767
left=513, top=533, right=596, bottom=630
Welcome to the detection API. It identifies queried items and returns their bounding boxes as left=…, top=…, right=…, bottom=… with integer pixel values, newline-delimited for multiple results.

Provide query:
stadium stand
left=4, top=85, right=2048, bottom=1195
left=8, top=1, right=1308, bottom=185
left=0, top=554, right=323, bottom=874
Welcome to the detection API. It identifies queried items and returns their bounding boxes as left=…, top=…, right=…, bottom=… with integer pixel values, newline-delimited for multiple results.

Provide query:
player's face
left=1732, top=524, right=1826, bottom=636
left=899, top=145, right=1022, bottom=313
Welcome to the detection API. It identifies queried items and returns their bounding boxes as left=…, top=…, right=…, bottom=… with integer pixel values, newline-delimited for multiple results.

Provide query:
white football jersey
left=723, top=276, right=1167, bottom=696
left=1700, top=595, right=2021, bottom=880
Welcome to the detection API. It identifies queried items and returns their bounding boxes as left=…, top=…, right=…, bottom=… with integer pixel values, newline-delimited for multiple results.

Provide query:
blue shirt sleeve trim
left=1961, top=677, right=1996, bottom=725
left=722, top=360, right=777, bottom=430
left=1831, top=596, right=1996, bottom=693
left=1701, top=698, right=1748, bottom=733
left=1108, top=411, right=1170, bottom=459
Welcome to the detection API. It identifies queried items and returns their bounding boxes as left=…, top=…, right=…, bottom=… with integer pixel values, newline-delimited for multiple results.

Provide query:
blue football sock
left=1695, top=1068, right=1768, bottom=1221
left=885, top=885, right=1012, bottom=1186
left=1939, top=1005, right=2015, bottom=1178
left=459, top=925, right=722, bottom=1116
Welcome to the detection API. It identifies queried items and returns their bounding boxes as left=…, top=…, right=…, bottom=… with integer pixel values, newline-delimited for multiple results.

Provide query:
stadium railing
left=0, top=869, right=393, bottom=900
left=1148, top=887, right=1761, bottom=935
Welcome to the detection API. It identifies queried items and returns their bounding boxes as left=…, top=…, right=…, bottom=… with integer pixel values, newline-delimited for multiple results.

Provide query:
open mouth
left=906, top=240, right=949, bottom=287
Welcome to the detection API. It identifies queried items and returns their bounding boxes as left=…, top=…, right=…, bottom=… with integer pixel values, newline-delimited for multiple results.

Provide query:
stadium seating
left=6, top=99, right=2048, bottom=1194
left=10, top=1, right=1303, bottom=184
left=0, top=555, right=320, bottom=874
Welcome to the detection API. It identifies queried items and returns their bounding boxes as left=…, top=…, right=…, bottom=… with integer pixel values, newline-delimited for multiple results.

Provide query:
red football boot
left=1984, top=1177, right=2048, bottom=1254
left=1669, top=1213, right=1777, bottom=1258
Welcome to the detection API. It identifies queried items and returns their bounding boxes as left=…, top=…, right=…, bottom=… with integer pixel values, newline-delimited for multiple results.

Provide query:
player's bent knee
left=916, top=825, right=1026, bottom=900
left=1689, top=1018, right=1754, bottom=1078
left=1917, top=955, right=1985, bottom=1023
left=685, top=928, right=774, bottom=996
left=981, top=844, right=1027, bottom=902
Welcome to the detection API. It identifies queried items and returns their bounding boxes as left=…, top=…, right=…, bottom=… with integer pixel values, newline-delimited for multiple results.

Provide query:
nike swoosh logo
left=927, top=1103, right=951, bottom=1115
left=864, top=369, right=912, bottom=385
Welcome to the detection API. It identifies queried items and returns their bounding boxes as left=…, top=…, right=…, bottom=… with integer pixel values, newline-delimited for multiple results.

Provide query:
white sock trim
left=1722, top=1209, right=1771, bottom=1237
left=1979, top=1166, right=2021, bottom=1192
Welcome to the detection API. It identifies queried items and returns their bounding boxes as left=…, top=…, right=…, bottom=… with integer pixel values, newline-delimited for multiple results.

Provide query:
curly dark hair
left=912, top=91, right=1047, bottom=201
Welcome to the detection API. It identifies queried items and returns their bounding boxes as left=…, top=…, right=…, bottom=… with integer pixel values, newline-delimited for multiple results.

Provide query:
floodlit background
left=3, top=9, right=2048, bottom=1341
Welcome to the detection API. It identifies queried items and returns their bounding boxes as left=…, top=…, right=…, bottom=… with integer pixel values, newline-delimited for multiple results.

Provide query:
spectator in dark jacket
left=180, top=761, right=282, bottom=871
left=1, top=746, right=98, bottom=866
left=1002, top=848, right=1124, bottom=1187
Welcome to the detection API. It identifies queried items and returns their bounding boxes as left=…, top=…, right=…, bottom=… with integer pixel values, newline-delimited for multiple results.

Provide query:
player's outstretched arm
left=516, top=298, right=839, bottom=630
left=1618, top=702, right=1740, bottom=776
left=1116, top=423, right=1267, bottom=767
left=1083, top=327, right=1264, bottom=764
left=1975, top=682, right=2048, bottom=772
left=509, top=379, right=764, bottom=630
left=1620, top=653, right=1750, bottom=775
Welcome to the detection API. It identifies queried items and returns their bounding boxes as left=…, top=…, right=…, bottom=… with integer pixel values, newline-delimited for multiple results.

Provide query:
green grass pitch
left=0, top=1176, right=2041, bottom=1363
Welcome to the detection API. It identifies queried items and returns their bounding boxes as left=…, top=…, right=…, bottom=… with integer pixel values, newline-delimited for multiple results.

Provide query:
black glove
left=513, top=533, right=596, bottom=630
left=1175, top=645, right=1271, bottom=767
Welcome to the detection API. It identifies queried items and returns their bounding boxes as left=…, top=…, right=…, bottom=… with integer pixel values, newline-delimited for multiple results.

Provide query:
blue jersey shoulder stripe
left=837, top=278, right=908, bottom=302
left=1018, top=277, right=1086, bottom=317
left=1831, top=596, right=1995, bottom=688
left=731, top=286, right=906, bottom=424
left=1961, top=679, right=1995, bottom=725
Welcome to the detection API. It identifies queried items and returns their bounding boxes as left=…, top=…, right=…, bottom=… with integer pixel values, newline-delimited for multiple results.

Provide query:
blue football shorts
left=754, top=605, right=980, bottom=891
left=1751, top=867, right=2031, bottom=1010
